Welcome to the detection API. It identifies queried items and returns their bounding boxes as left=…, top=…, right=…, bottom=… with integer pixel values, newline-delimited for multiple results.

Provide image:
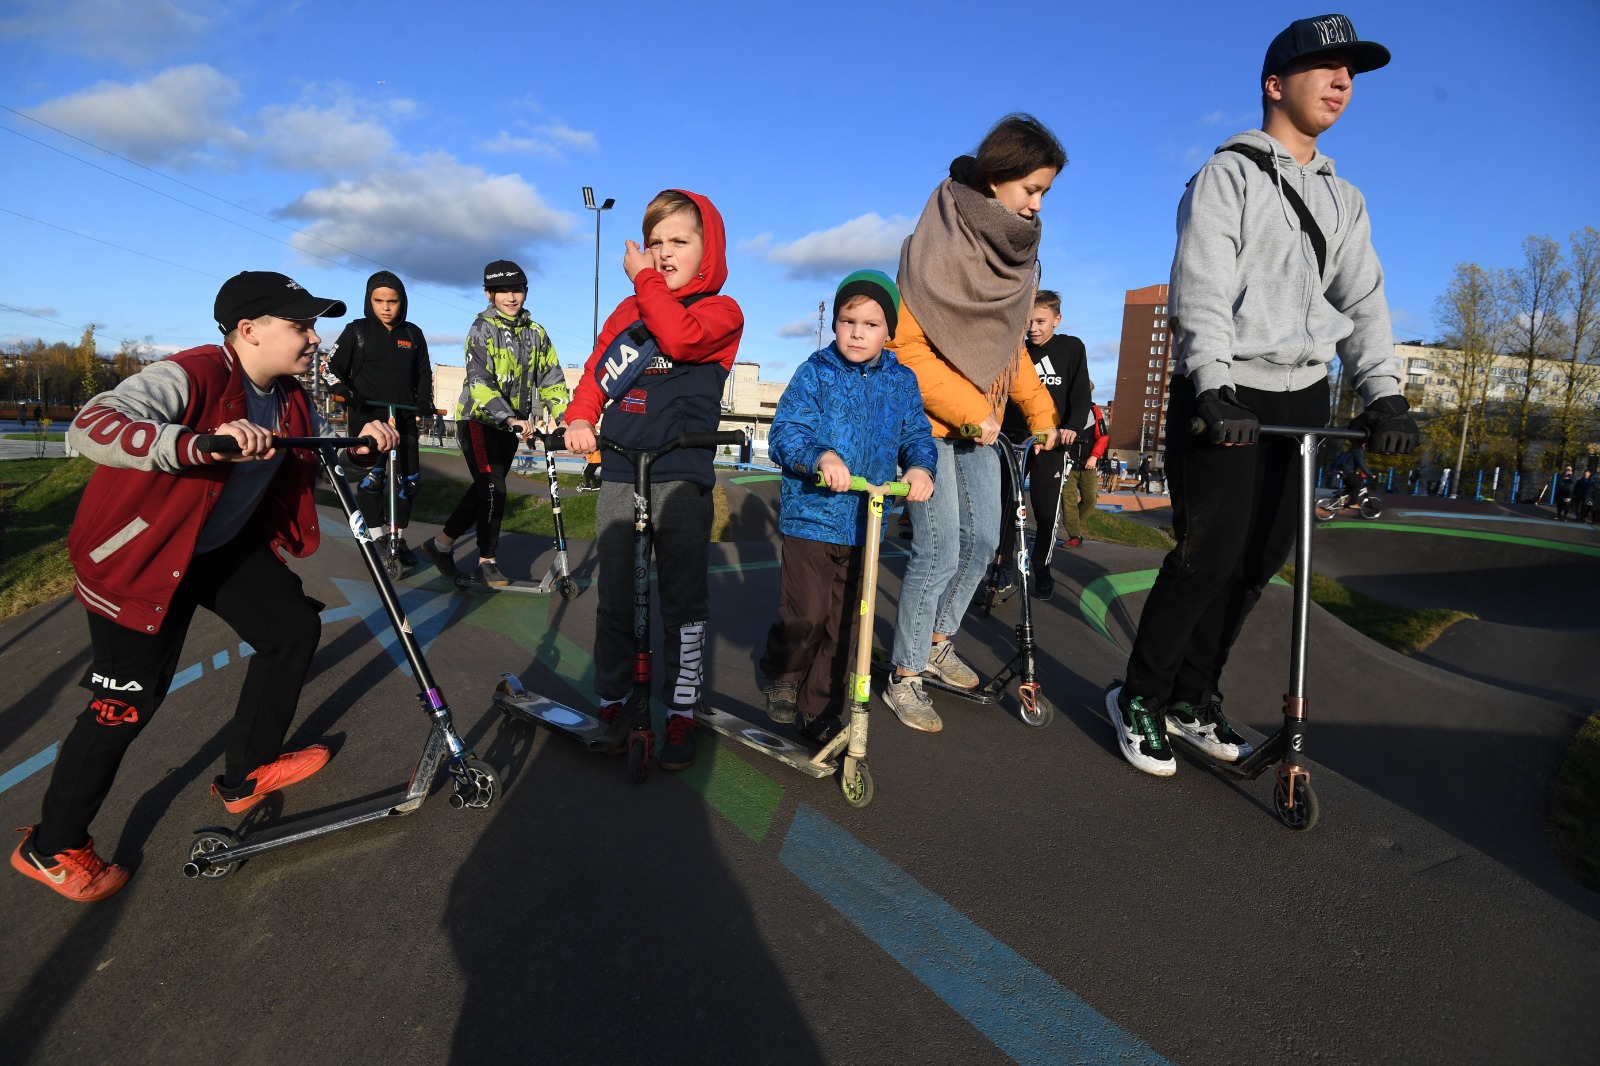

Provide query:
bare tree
left=1505, top=235, right=1571, bottom=477
left=1550, top=227, right=1600, bottom=469
left=1431, top=263, right=1511, bottom=483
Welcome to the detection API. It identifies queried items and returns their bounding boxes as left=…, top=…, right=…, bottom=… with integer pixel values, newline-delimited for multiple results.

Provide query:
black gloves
left=1349, top=394, right=1419, bottom=454
left=1193, top=386, right=1259, bottom=445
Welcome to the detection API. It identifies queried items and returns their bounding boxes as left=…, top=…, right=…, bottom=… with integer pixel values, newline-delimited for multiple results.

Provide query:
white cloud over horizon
left=745, top=213, right=913, bottom=280
left=256, top=93, right=412, bottom=178
left=777, top=317, right=826, bottom=339
left=279, top=152, right=580, bottom=286
left=0, top=0, right=212, bottom=65
left=29, top=65, right=243, bottom=164
left=478, top=121, right=599, bottom=161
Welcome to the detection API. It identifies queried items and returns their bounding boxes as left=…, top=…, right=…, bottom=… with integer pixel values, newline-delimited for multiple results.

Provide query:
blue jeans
left=891, top=437, right=1001, bottom=672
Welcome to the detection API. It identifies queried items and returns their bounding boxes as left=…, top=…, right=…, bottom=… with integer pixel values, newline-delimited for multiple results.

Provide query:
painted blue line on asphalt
left=212, top=650, right=229, bottom=670
left=169, top=662, right=203, bottom=692
left=329, top=577, right=453, bottom=677
left=779, top=805, right=1168, bottom=1066
left=0, top=744, right=58, bottom=797
left=1396, top=510, right=1579, bottom=527
left=238, top=642, right=254, bottom=659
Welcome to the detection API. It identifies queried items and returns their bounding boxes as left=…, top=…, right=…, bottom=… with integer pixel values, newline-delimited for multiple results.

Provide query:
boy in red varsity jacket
left=563, top=189, right=743, bottom=771
left=11, top=272, right=397, bottom=903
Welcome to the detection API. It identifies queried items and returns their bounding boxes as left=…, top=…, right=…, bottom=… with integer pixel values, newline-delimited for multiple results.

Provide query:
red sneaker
left=658, top=713, right=697, bottom=771
left=11, top=826, right=130, bottom=902
left=211, top=744, right=331, bottom=814
left=596, top=698, right=629, bottom=756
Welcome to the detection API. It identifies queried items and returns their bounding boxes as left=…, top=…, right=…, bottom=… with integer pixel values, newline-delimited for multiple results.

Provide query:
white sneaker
left=924, top=641, right=979, bottom=689
left=883, top=675, right=942, bottom=732
left=1106, top=684, right=1175, bottom=777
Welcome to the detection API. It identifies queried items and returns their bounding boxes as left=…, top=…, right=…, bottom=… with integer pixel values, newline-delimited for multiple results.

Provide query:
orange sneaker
left=11, top=826, right=130, bottom=902
left=211, top=744, right=331, bottom=814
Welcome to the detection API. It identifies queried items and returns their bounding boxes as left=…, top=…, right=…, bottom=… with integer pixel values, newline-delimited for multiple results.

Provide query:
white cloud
left=0, top=0, right=211, bottom=64
left=256, top=94, right=408, bottom=177
left=279, top=152, right=579, bottom=286
left=9, top=305, right=60, bottom=319
left=426, top=334, right=466, bottom=349
left=478, top=122, right=599, bottom=161
left=750, top=213, right=914, bottom=280
left=29, top=65, right=242, bottom=164
left=778, top=318, right=824, bottom=339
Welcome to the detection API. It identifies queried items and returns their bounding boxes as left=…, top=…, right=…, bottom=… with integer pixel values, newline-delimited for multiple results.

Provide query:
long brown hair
left=965, top=113, right=1067, bottom=189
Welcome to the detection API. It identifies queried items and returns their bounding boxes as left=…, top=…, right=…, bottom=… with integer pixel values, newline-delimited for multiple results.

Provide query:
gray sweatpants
left=593, top=479, right=713, bottom=708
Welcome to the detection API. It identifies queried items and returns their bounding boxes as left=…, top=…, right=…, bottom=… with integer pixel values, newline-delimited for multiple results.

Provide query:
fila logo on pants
left=673, top=622, right=706, bottom=707
left=92, top=698, right=140, bottom=727
left=91, top=672, right=143, bottom=692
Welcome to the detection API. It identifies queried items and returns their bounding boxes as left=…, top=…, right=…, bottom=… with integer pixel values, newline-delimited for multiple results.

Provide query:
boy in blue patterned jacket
left=760, top=271, right=935, bottom=742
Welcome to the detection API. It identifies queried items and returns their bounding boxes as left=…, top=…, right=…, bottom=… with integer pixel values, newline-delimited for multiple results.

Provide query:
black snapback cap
left=1262, top=14, right=1390, bottom=84
left=213, top=271, right=347, bottom=335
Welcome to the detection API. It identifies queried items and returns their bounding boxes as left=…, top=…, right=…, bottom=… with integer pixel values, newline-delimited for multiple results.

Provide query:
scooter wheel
left=382, top=552, right=404, bottom=580
left=450, top=758, right=500, bottom=811
left=1359, top=497, right=1384, bottom=520
left=840, top=763, right=874, bottom=809
left=186, top=827, right=243, bottom=880
left=627, top=733, right=652, bottom=784
left=1273, top=777, right=1321, bottom=832
left=558, top=577, right=578, bottom=600
left=1017, top=687, right=1054, bottom=729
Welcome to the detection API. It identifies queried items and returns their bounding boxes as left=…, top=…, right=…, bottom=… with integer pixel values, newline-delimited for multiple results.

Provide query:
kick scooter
left=1103, top=420, right=1369, bottom=832
left=456, top=426, right=579, bottom=598
left=877, top=430, right=1054, bottom=728
left=697, top=474, right=909, bottom=808
left=373, top=401, right=418, bottom=580
left=181, top=434, right=499, bottom=880
left=495, top=430, right=746, bottom=783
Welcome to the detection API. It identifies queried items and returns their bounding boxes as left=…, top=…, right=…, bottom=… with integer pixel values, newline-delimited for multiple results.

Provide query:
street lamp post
left=582, top=187, right=615, bottom=351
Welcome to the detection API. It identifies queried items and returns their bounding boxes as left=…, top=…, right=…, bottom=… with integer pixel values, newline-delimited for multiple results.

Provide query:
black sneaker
left=395, top=538, right=419, bottom=569
left=422, top=537, right=457, bottom=579
left=659, top=713, right=697, bottom=770
left=798, top=712, right=843, bottom=745
left=1167, top=692, right=1253, bottom=762
left=1106, top=684, right=1175, bottom=777
left=1034, top=568, right=1054, bottom=600
left=596, top=698, right=629, bottom=756
left=475, top=561, right=510, bottom=588
left=763, top=680, right=799, bottom=725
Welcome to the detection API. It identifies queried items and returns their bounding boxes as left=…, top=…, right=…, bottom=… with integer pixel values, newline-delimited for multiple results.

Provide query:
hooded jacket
left=769, top=343, right=936, bottom=547
left=1172, top=129, right=1403, bottom=404
left=457, top=302, right=566, bottom=428
left=327, top=271, right=434, bottom=413
left=566, top=189, right=743, bottom=487
left=64, top=343, right=367, bottom=634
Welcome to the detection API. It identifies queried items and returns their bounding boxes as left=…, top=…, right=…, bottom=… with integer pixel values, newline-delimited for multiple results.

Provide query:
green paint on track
left=678, top=737, right=785, bottom=842
left=1078, top=570, right=1289, bottom=645
left=1319, top=522, right=1600, bottom=557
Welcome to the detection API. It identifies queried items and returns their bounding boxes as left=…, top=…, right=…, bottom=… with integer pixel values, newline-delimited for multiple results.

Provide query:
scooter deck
left=866, top=649, right=1000, bottom=705
left=495, top=692, right=617, bottom=750
left=458, top=578, right=554, bottom=595
left=695, top=706, right=836, bottom=778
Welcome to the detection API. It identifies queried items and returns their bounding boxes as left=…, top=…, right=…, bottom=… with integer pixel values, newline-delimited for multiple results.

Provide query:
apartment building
left=1108, top=283, right=1173, bottom=456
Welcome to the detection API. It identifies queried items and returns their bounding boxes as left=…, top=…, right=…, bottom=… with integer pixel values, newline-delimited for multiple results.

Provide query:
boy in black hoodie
left=328, top=271, right=434, bottom=567
left=999, top=290, right=1090, bottom=599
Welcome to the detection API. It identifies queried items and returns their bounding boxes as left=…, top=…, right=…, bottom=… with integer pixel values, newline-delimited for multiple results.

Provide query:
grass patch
left=1279, top=564, right=1473, bottom=654
left=321, top=469, right=602, bottom=540
left=0, top=457, right=94, bottom=621
left=1083, top=508, right=1175, bottom=550
left=3, top=432, right=67, bottom=441
left=1552, top=712, right=1600, bottom=893
left=710, top=484, right=732, bottom=541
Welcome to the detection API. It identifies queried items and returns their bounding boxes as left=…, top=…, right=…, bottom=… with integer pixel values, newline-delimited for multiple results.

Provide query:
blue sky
left=2, top=0, right=1597, bottom=401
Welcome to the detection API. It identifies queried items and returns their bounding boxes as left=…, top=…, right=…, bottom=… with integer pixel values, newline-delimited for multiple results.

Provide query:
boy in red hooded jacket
left=564, top=190, right=743, bottom=771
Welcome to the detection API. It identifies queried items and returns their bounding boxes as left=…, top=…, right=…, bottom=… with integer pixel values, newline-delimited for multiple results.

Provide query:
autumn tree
left=1505, top=235, right=1571, bottom=477
left=1431, top=262, right=1512, bottom=479
left=1548, top=227, right=1600, bottom=469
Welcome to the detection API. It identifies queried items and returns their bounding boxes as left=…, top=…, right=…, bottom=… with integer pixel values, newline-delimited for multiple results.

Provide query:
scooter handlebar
left=527, top=427, right=567, bottom=451
left=676, top=430, right=748, bottom=449
left=1183, top=417, right=1369, bottom=443
left=190, top=433, right=376, bottom=454
left=813, top=473, right=910, bottom=495
left=958, top=424, right=1050, bottom=446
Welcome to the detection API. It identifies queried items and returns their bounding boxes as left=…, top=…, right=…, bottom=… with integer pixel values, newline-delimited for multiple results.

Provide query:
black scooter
left=495, top=430, right=745, bottom=782
left=457, top=426, right=579, bottom=597
left=1104, top=421, right=1368, bottom=832
left=182, top=435, right=498, bottom=880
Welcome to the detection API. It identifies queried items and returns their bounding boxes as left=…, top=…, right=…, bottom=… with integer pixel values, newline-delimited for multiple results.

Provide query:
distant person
left=1575, top=469, right=1594, bottom=522
left=1332, top=442, right=1372, bottom=501
left=882, top=114, right=1066, bottom=733
left=33, top=404, right=43, bottom=426
left=328, top=270, right=434, bottom=568
left=997, top=289, right=1090, bottom=598
left=1136, top=454, right=1153, bottom=493
left=11, top=271, right=397, bottom=902
left=1059, top=395, right=1108, bottom=549
left=760, top=271, right=934, bottom=741
left=1553, top=465, right=1575, bottom=520
left=1105, top=13, right=1418, bottom=778
left=423, top=260, right=568, bottom=587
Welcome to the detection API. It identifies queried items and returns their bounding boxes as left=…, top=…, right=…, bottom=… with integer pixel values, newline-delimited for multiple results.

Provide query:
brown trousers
left=759, top=536, right=866, bottom=720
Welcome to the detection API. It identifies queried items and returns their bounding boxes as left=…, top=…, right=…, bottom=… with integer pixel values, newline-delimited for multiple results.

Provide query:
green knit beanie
left=834, top=269, right=901, bottom=340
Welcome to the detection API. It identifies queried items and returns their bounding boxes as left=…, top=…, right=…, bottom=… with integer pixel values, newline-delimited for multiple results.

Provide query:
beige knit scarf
left=897, top=174, right=1042, bottom=403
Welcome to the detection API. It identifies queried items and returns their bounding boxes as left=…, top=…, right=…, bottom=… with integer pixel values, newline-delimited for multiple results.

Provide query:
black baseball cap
left=213, top=271, right=347, bottom=335
left=483, top=260, right=528, bottom=291
left=1261, top=14, right=1390, bottom=85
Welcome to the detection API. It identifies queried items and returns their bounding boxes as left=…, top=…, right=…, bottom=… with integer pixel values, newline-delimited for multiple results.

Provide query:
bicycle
left=1314, top=483, right=1383, bottom=521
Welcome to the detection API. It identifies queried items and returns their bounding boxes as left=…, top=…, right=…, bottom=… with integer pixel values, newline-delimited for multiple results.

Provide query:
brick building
left=1109, top=283, right=1173, bottom=458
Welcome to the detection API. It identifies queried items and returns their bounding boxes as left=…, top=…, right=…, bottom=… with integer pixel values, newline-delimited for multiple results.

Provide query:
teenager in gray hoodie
left=1107, top=14, right=1419, bottom=777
